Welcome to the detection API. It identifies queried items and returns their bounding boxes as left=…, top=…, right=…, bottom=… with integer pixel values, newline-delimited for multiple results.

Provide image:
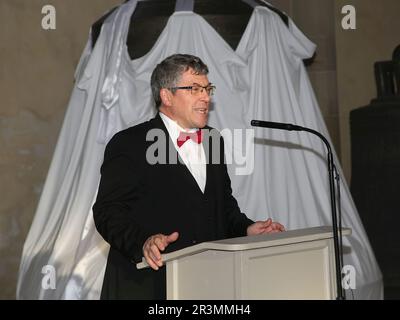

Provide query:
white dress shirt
left=160, top=112, right=207, bottom=193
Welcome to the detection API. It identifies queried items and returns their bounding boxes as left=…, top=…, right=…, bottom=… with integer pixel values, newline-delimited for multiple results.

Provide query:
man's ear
left=160, top=88, right=173, bottom=107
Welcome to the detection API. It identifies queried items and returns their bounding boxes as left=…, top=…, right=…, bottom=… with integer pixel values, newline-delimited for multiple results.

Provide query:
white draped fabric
left=17, top=0, right=382, bottom=299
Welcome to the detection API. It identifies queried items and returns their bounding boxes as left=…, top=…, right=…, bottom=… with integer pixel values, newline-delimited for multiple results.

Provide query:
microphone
left=251, top=119, right=345, bottom=300
left=250, top=120, right=303, bottom=131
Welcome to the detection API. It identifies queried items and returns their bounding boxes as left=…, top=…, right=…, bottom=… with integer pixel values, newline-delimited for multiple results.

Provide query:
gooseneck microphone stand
left=251, top=120, right=345, bottom=300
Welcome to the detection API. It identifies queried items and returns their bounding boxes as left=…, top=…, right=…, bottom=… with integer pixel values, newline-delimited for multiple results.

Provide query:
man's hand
left=142, top=232, right=179, bottom=270
left=247, top=218, right=285, bottom=236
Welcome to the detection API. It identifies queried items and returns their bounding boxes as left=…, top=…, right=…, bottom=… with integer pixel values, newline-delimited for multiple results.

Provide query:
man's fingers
left=277, top=223, right=285, bottom=231
left=142, top=236, right=163, bottom=269
left=269, top=229, right=281, bottom=233
left=260, top=219, right=272, bottom=229
left=264, top=218, right=272, bottom=226
left=271, top=222, right=285, bottom=231
left=150, top=244, right=162, bottom=265
left=264, top=225, right=273, bottom=233
left=154, top=237, right=166, bottom=251
left=143, top=250, right=159, bottom=271
left=142, top=232, right=180, bottom=270
left=143, top=232, right=179, bottom=270
left=166, top=232, right=179, bottom=244
left=248, top=219, right=285, bottom=235
left=254, top=219, right=271, bottom=230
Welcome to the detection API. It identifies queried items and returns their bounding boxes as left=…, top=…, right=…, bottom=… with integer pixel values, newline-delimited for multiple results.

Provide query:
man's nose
left=200, top=88, right=211, bottom=101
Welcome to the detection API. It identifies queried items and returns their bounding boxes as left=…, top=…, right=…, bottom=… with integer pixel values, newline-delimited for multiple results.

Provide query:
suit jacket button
left=192, top=240, right=197, bottom=244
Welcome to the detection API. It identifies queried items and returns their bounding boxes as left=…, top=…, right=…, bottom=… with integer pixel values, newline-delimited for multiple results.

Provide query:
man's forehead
left=179, top=68, right=209, bottom=84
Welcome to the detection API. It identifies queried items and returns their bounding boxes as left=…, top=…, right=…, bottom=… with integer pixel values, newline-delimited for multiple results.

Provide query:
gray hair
left=150, top=54, right=209, bottom=108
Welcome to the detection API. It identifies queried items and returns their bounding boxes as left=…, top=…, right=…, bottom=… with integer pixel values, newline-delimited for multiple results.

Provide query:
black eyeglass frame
left=168, top=84, right=216, bottom=96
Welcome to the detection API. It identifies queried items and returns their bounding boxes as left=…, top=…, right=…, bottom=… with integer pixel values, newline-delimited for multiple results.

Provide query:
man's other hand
left=142, top=232, right=179, bottom=270
left=247, top=218, right=285, bottom=236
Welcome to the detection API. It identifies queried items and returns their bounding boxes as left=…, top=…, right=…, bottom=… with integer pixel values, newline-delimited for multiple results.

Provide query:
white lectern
left=137, top=226, right=351, bottom=300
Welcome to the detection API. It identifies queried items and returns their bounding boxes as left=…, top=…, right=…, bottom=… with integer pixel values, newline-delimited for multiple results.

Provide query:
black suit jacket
left=93, top=114, right=254, bottom=299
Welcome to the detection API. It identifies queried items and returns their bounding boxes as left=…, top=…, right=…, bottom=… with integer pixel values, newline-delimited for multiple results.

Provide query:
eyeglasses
left=168, top=84, right=216, bottom=96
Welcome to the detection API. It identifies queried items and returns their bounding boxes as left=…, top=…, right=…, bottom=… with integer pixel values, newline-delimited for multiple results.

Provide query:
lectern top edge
left=136, top=226, right=351, bottom=270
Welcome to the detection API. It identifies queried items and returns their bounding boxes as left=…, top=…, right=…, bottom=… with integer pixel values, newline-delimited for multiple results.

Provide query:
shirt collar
left=159, top=112, right=198, bottom=144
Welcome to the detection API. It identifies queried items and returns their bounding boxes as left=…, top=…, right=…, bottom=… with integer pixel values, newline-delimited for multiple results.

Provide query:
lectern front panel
left=167, top=250, right=237, bottom=299
left=240, top=239, right=336, bottom=299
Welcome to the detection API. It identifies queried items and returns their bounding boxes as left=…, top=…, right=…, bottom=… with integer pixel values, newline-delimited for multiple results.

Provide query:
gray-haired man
left=93, top=53, right=284, bottom=299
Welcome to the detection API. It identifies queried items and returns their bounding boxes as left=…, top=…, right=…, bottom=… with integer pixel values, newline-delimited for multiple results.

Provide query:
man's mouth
left=194, top=108, right=208, bottom=114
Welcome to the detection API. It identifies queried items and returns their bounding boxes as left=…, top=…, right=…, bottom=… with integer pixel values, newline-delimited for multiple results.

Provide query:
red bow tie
left=177, top=130, right=203, bottom=148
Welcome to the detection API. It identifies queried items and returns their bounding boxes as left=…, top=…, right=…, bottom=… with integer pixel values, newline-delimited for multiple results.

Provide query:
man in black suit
left=93, top=54, right=285, bottom=299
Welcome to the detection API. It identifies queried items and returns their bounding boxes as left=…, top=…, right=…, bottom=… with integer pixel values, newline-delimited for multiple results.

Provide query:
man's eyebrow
left=191, top=82, right=213, bottom=86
